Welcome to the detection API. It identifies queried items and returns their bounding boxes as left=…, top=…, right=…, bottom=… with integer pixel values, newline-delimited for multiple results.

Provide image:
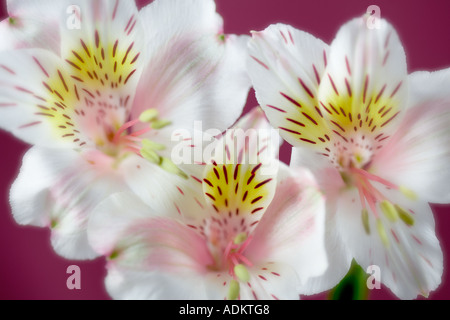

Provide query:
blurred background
left=0, top=0, right=449, bottom=300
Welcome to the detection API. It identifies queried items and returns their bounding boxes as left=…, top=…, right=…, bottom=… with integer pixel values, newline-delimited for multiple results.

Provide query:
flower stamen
left=224, top=235, right=254, bottom=278
left=227, top=280, right=240, bottom=300
left=350, top=167, right=416, bottom=243
left=351, top=167, right=398, bottom=190
left=112, top=118, right=141, bottom=145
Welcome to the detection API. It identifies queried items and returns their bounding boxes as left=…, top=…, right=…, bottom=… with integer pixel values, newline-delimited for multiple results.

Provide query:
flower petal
left=248, top=23, right=330, bottom=148
left=139, top=0, right=223, bottom=43
left=407, top=69, right=450, bottom=108
left=88, top=193, right=210, bottom=264
left=57, top=0, right=145, bottom=143
left=121, top=154, right=206, bottom=217
left=132, top=0, right=250, bottom=133
left=240, top=263, right=301, bottom=300
left=2, top=0, right=61, bottom=52
left=371, top=69, right=450, bottom=203
left=201, top=159, right=277, bottom=235
left=248, top=164, right=328, bottom=290
left=0, top=49, right=88, bottom=148
left=59, top=0, right=144, bottom=92
left=86, top=191, right=142, bottom=257
left=159, top=107, right=281, bottom=225
left=318, top=17, right=407, bottom=146
left=234, top=106, right=283, bottom=160
left=300, top=209, right=354, bottom=296
left=88, top=192, right=228, bottom=299
left=290, top=145, right=354, bottom=295
left=104, top=267, right=228, bottom=300
left=335, top=187, right=443, bottom=299
left=10, top=146, right=125, bottom=259
left=200, top=110, right=280, bottom=233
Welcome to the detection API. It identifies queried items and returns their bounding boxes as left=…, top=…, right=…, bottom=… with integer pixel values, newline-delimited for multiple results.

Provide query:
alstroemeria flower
left=0, top=0, right=250, bottom=259
left=247, top=17, right=450, bottom=299
left=88, top=108, right=327, bottom=300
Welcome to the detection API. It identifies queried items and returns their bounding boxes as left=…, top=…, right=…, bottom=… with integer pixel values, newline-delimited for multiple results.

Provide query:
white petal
left=97, top=201, right=213, bottom=273
left=371, top=70, right=450, bottom=203
left=164, top=107, right=282, bottom=224
left=121, top=154, right=206, bottom=218
left=318, top=17, right=407, bottom=142
left=241, top=263, right=301, bottom=300
left=3, top=0, right=61, bottom=52
left=139, top=0, right=223, bottom=42
left=10, top=146, right=125, bottom=259
left=201, top=159, right=277, bottom=234
left=105, top=266, right=228, bottom=300
left=56, top=0, right=145, bottom=141
left=0, top=49, right=87, bottom=147
left=335, top=187, right=443, bottom=299
left=89, top=192, right=226, bottom=299
left=132, top=0, right=250, bottom=133
left=290, top=148, right=353, bottom=295
left=290, top=146, right=346, bottom=211
left=200, top=113, right=280, bottom=231
left=248, top=23, right=330, bottom=148
left=231, top=106, right=283, bottom=161
left=88, top=192, right=165, bottom=256
left=0, top=20, right=17, bottom=51
left=300, top=209, right=353, bottom=296
left=10, top=147, right=71, bottom=227
left=290, top=145, right=334, bottom=174
left=248, top=164, right=328, bottom=290
left=206, top=106, right=282, bottom=174
left=407, top=69, right=450, bottom=108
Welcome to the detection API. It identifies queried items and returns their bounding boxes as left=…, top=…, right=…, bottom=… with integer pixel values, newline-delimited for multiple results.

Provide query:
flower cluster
left=1, top=0, right=449, bottom=300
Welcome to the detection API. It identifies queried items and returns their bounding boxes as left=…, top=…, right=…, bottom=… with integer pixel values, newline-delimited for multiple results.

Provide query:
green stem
left=329, top=260, right=370, bottom=300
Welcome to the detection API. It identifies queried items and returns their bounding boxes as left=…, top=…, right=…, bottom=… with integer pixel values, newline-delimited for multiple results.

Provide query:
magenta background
left=0, top=0, right=449, bottom=300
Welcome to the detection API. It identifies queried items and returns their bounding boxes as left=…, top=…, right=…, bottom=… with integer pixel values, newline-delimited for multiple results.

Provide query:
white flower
left=88, top=108, right=327, bottom=300
left=0, top=0, right=250, bottom=259
left=247, top=17, right=450, bottom=299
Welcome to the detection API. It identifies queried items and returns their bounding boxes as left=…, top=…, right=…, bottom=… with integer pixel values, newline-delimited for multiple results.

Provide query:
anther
left=141, top=139, right=166, bottom=151
left=139, top=109, right=159, bottom=123
left=380, top=200, right=398, bottom=222
left=152, top=119, right=172, bottom=130
left=234, top=264, right=251, bottom=283
left=227, top=280, right=240, bottom=300
left=140, top=148, right=160, bottom=164
left=377, top=219, right=390, bottom=247
left=233, top=233, right=248, bottom=245
left=395, top=205, right=415, bottom=226
left=160, top=157, right=188, bottom=179
left=361, top=208, right=370, bottom=235
left=399, top=186, right=418, bottom=201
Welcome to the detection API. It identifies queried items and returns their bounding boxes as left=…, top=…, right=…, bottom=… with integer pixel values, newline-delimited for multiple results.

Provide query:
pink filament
left=111, top=118, right=153, bottom=157
left=351, top=167, right=398, bottom=189
left=352, top=168, right=398, bottom=219
left=224, top=235, right=254, bottom=278
left=113, top=118, right=140, bottom=144
left=130, top=127, right=152, bottom=137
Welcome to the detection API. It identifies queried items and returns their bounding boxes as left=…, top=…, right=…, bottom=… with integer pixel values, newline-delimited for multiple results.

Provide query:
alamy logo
left=366, top=5, right=381, bottom=30
left=66, top=265, right=81, bottom=290
left=366, top=265, right=381, bottom=290
left=67, top=5, right=81, bottom=30
left=171, top=122, right=281, bottom=176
